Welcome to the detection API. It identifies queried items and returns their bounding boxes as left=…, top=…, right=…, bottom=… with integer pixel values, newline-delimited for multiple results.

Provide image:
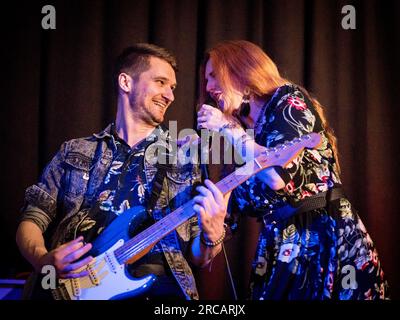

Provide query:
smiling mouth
left=153, top=100, right=168, bottom=109
left=210, top=92, right=222, bottom=103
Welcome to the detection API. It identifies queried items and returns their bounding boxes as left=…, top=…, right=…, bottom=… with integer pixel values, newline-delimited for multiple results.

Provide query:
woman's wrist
left=218, top=117, right=241, bottom=133
left=217, top=117, right=256, bottom=162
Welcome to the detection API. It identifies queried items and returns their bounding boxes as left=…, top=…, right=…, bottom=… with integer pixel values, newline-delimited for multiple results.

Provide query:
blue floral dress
left=234, top=84, right=389, bottom=300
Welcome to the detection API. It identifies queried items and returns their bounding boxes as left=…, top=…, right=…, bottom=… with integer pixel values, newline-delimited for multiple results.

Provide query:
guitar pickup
left=104, top=252, right=118, bottom=274
left=87, top=264, right=100, bottom=286
left=71, top=277, right=81, bottom=297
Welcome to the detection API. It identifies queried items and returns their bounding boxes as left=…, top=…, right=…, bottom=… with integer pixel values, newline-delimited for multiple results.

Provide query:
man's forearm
left=16, top=220, right=48, bottom=272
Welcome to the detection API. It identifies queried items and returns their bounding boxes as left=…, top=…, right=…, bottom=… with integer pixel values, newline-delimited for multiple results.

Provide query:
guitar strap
left=146, top=135, right=210, bottom=213
left=262, top=184, right=346, bottom=225
left=146, top=145, right=171, bottom=214
left=145, top=138, right=239, bottom=300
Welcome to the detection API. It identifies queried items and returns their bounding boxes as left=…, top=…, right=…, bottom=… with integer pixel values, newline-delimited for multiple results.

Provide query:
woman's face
left=204, top=59, right=243, bottom=112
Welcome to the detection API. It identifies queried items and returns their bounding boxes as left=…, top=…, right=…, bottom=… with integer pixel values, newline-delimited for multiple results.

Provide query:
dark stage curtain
left=2, top=0, right=399, bottom=299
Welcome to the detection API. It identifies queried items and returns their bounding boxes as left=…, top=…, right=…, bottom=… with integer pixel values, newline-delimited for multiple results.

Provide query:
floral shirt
left=234, top=84, right=341, bottom=217
left=75, top=128, right=155, bottom=242
left=232, top=84, right=389, bottom=300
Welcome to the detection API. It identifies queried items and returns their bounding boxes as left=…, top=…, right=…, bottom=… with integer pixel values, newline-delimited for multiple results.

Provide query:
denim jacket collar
left=93, top=123, right=169, bottom=146
left=93, top=123, right=114, bottom=140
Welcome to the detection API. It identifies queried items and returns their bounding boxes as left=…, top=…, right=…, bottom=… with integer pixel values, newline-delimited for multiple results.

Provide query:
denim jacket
left=21, top=124, right=202, bottom=300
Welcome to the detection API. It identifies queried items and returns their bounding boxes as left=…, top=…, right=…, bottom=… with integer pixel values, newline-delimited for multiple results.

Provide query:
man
left=16, top=43, right=228, bottom=300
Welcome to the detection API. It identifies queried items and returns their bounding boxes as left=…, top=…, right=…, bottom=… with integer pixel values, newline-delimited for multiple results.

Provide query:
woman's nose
left=206, top=79, right=215, bottom=92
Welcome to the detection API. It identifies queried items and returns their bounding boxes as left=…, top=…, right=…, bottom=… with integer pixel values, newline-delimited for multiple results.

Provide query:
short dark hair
left=113, top=43, right=178, bottom=93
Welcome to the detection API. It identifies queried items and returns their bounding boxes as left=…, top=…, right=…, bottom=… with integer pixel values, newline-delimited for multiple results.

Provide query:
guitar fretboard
left=113, top=132, right=321, bottom=265
left=114, top=159, right=263, bottom=264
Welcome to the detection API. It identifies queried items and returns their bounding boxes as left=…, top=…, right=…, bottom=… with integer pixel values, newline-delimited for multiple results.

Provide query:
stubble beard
left=128, top=92, right=164, bottom=127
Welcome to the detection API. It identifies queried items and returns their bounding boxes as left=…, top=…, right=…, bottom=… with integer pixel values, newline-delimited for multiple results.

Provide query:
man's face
left=128, top=57, right=177, bottom=126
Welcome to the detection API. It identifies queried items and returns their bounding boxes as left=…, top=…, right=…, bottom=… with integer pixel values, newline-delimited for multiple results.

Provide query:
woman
left=196, top=40, right=389, bottom=300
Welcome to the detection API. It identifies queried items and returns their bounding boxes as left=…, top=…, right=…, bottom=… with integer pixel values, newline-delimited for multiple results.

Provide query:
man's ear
left=118, top=73, right=132, bottom=93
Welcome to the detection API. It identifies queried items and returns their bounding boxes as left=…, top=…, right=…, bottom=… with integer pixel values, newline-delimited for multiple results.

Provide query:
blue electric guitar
left=49, top=133, right=322, bottom=300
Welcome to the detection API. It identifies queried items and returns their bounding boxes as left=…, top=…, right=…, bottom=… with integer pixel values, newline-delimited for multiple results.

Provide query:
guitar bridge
left=52, top=282, right=71, bottom=300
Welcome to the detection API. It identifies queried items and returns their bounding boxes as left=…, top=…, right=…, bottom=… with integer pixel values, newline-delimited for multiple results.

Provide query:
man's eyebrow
left=154, top=76, right=177, bottom=88
left=154, top=76, right=173, bottom=82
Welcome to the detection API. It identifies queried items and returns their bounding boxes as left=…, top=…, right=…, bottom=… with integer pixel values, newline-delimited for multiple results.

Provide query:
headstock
left=256, top=132, right=322, bottom=169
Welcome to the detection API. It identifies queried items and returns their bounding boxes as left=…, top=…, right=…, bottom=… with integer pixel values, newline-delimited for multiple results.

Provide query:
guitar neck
left=113, top=132, right=322, bottom=265
left=114, top=159, right=263, bottom=264
left=215, top=159, right=264, bottom=194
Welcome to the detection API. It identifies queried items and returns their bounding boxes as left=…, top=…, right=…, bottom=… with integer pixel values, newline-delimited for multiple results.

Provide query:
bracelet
left=200, top=228, right=226, bottom=247
left=234, top=133, right=253, bottom=151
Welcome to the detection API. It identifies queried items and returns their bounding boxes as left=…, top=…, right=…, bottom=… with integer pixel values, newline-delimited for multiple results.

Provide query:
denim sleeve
left=20, top=204, right=52, bottom=233
left=20, top=142, right=67, bottom=232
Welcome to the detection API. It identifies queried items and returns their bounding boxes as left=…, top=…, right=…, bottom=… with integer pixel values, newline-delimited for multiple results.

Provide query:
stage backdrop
left=2, top=0, right=399, bottom=299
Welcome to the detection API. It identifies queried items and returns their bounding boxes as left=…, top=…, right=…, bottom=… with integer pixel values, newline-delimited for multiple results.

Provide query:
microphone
left=197, top=95, right=218, bottom=180
left=203, top=95, right=218, bottom=109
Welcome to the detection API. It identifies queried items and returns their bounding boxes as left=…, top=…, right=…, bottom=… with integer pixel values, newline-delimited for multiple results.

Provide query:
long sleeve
left=20, top=142, right=67, bottom=233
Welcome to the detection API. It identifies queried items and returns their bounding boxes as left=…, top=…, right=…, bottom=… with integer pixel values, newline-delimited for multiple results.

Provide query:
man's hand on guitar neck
left=190, top=179, right=230, bottom=267
left=193, top=179, right=229, bottom=243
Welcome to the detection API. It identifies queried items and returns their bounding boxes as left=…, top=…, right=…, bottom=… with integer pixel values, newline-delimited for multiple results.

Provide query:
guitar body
left=88, top=205, right=148, bottom=257
left=53, top=205, right=157, bottom=300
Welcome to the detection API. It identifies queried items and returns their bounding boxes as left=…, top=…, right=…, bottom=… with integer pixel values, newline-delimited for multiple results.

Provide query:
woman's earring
left=239, top=89, right=251, bottom=117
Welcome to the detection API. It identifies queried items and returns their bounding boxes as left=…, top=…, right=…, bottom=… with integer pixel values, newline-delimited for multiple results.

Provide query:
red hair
left=200, top=40, right=288, bottom=114
left=199, top=40, right=340, bottom=172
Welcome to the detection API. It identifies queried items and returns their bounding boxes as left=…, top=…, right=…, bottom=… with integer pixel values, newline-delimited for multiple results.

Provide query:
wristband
left=200, top=228, right=226, bottom=247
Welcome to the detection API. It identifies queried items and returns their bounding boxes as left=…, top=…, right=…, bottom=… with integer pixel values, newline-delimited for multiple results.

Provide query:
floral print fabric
left=73, top=128, right=164, bottom=256
left=234, top=84, right=389, bottom=300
